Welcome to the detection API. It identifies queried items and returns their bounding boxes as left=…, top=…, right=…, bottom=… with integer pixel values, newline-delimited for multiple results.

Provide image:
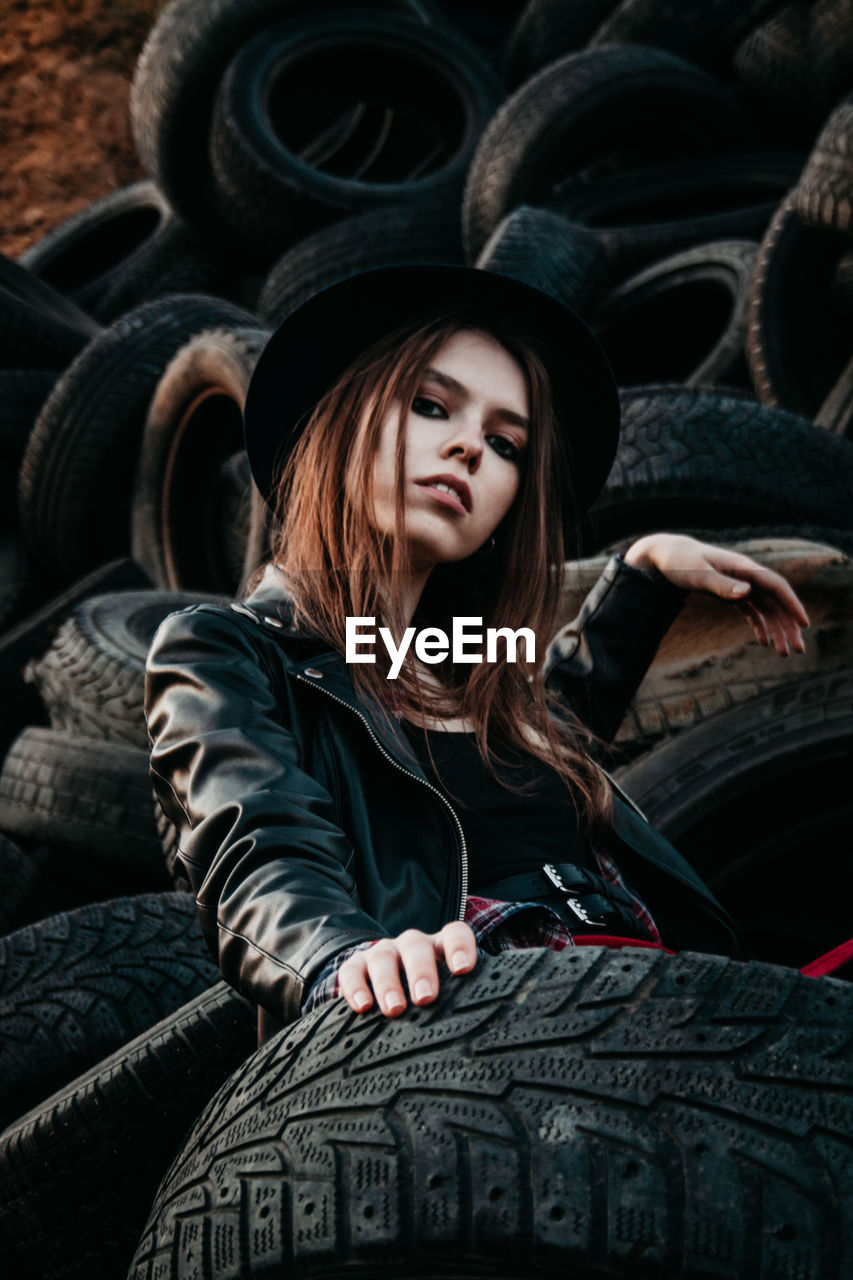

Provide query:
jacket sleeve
left=144, top=604, right=388, bottom=1024
left=543, top=554, right=690, bottom=742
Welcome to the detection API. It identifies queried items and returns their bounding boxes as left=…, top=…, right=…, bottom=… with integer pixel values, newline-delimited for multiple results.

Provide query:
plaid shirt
left=301, top=848, right=667, bottom=1016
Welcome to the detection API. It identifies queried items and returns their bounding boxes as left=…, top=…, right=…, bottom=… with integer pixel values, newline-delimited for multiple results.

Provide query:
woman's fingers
left=338, top=924, right=478, bottom=1017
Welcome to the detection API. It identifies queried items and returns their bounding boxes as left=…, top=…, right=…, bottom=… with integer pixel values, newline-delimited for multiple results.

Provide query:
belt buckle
left=543, top=863, right=609, bottom=929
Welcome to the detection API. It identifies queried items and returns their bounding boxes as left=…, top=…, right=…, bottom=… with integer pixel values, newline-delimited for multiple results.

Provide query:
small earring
left=475, top=535, right=496, bottom=556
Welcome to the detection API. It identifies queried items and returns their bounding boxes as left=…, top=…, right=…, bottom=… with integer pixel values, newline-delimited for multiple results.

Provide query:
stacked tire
left=2, top=1, right=853, bottom=1276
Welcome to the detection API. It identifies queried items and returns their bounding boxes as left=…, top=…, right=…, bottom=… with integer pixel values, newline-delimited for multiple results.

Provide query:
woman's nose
left=440, top=418, right=483, bottom=468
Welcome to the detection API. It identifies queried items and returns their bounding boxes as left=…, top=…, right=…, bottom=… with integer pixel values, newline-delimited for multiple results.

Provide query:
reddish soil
left=0, top=0, right=164, bottom=259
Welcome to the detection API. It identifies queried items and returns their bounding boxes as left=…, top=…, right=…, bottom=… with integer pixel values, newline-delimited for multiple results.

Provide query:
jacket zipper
left=295, top=673, right=469, bottom=923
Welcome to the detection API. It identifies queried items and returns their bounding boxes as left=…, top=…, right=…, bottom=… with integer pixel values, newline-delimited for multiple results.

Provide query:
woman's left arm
left=622, top=533, right=810, bottom=657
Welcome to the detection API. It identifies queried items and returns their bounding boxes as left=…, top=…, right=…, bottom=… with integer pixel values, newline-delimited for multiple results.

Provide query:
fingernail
left=450, top=950, right=470, bottom=972
left=731, top=582, right=749, bottom=594
left=385, top=992, right=405, bottom=1013
left=353, top=990, right=371, bottom=1011
left=414, top=979, right=434, bottom=1001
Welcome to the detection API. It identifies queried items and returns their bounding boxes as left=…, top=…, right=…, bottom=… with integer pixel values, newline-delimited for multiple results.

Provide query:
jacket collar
left=242, top=563, right=425, bottom=771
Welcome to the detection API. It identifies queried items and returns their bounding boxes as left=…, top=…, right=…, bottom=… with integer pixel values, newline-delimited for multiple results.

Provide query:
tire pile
left=1, top=2, right=853, bottom=1277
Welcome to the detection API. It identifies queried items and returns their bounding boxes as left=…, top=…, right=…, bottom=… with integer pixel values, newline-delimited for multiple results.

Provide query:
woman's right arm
left=144, top=604, right=391, bottom=1024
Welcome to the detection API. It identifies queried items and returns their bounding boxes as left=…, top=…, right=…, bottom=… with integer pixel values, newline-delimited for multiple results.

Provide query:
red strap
left=571, top=935, right=675, bottom=955
left=800, top=937, right=853, bottom=978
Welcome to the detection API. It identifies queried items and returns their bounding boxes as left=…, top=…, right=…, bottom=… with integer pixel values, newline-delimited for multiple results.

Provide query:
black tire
left=546, top=153, right=803, bottom=282
left=0, top=253, right=100, bottom=370
left=28, top=590, right=226, bottom=750
left=0, top=536, right=39, bottom=635
left=811, top=0, right=853, bottom=112
left=474, top=205, right=607, bottom=312
left=745, top=192, right=853, bottom=421
left=132, top=946, right=853, bottom=1279
left=131, top=327, right=272, bottom=594
left=258, top=200, right=464, bottom=326
left=615, top=665, right=853, bottom=966
left=591, top=0, right=780, bottom=71
left=130, top=0, right=430, bottom=241
left=588, top=386, right=853, bottom=548
left=602, top=535, right=853, bottom=760
left=0, top=370, right=59, bottom=527
left=0, top=892, right=218, bottom=1131
left=590, top=240, right=756, bottom=389
left=17, top=293, right=255, bottom=585
left=0, top=726, right=169, bottom=878
left=17, top=180, right=229, bottom=324
left=210, top=12, right=504, bottom=252
left=502, top=0, right=620, bottom=87
left=461, top=45, right=756, bottom=263
left=0, top=836, right=40, bottom=937
left=0, top=981, right=256, bottom=1280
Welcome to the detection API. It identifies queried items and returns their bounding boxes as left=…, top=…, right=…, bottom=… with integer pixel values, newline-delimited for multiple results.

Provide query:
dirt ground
left=0, top=0, right=164, bottom=259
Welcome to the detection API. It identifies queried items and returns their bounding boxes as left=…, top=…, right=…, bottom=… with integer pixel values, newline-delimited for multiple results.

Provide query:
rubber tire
left=131, top=327, right=272, bottom=595
left=209, top=11, right=505, bottom=252
left=502, top=0, right=621, bottom=88
left=461, top=45, right=756, bottom=262
left=0, top=536, right=41, bottom=635
left=258, top=199, right=464, bottom=325
left=797, top=97, right=853, bottom=237
left=745, top=192, right=853, bottom=421
left=131, top=946, right=853, bottom=1279
left=545, top=152, right=804, bottom=282
left=0, top=726, right=170, bottom=878
left=0, top=836, right=40, bottom=937
left=17, top=180, right=228, bottom=324
left=0, top=981, right=257, bottom=1280
left=733, top=3, right=825, bottom=134
left=0, top=892, right=218, bottom=1131
left=0, top=370, right=59, bottom=527
left=28, top=589, right=227, bottom=750
left=615, top=664, right=853, bottom=966
left=474, top=205, right=607, bottom=313
left=0, top=253, right=100, bottom=370
left=588, top=385, right=853, bottom=549
left=17, top=293, right=255, bottom=585
left=591, top=0, right=781, bottom=71
left=589, top=240, right=756, bottom=389
left=130, top=0, right=430, bottom=242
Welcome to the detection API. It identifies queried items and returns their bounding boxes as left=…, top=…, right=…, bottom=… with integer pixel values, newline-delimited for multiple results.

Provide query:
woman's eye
left=412, top=396, right=445, bottom=418
left=488, top=435, right=521, bottom=462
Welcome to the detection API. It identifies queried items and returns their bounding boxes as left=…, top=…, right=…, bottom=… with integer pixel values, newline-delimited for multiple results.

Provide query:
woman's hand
left=338, top=922, right=478, bottom=1017
left=623, top=533, right=810, bottom=656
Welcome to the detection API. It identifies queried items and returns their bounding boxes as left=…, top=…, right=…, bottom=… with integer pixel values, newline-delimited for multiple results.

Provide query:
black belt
left=476, top=861, right=653, bottom=940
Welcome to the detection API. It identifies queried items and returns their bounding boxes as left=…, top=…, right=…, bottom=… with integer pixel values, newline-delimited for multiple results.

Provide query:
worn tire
left=28, top=590, right=225, bottom=750
left=131, top=946, right=853, bottom=1279
left=592, top=0, right=780, bottom=71
left=0, top=253, right=100, bottom=371
left=475, top=205, right=607, bottom=312
left=17, top=181, right=227, bottom=324
left=258, top=200, right=463, bottom=325
left=132, top=327, right=271, bottom=594
left=616, top=665, right=853, bottom=966
left=17, top=293, right=255, bottom=584
left=0, top=982, right=256, bottom=1280
left=210, top=11, right=504, bottom=251
left=0, top=726, right=169, bottom=877
left=591, top=240, right=756, bottom=389
left=589, top=386, right=853, bottom=548
left=462, top=45, right=755, bottom=262
left=0, top=892, right=218, bottom=1131
left=502, top=0, right=620, bottom=87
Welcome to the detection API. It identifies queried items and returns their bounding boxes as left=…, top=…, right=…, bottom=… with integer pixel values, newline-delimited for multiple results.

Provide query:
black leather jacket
left=145, top=554, right=744, bottom=1031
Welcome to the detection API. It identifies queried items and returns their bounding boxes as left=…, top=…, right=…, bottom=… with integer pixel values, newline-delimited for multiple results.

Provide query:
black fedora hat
left=243, top=263, right=619, bottom=523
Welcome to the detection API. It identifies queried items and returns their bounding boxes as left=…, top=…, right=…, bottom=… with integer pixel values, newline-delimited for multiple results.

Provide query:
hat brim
left=243, top=263, right=619, bottom=525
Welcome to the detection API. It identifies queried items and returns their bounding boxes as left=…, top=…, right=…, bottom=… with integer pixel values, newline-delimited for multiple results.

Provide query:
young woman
left=144, top=264, right=810, bottom=1043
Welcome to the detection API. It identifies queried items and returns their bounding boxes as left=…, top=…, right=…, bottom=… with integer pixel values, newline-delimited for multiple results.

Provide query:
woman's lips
left=415, top=481, right=468, bottom=515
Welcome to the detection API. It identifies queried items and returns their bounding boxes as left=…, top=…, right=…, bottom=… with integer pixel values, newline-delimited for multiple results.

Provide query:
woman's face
left=369, top=328, right=530, bottom=572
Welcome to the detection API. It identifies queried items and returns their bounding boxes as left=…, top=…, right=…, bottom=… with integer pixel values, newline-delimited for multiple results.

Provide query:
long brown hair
left=252, top=305, right=613, bottom=838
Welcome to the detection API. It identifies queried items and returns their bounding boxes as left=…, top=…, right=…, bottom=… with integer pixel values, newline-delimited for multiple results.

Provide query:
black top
left=400, top=722, right=591, bottom=890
